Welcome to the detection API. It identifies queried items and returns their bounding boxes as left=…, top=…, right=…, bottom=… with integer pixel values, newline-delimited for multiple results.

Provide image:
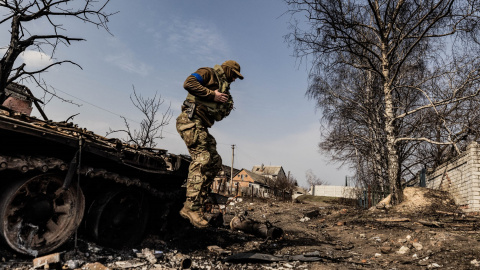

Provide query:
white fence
left=311, top=185, right=358, bottom=199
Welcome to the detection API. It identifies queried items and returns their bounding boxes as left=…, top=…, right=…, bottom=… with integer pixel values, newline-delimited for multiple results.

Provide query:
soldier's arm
left=183, top=69, right=216, bottom=100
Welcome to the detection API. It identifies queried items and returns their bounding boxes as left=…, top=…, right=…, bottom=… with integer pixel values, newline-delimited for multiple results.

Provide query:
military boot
left=180, top=202, right=209, bottom=228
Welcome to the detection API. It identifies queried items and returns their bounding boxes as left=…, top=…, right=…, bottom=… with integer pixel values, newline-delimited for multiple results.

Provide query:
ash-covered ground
left=2, top=187, right=480, bottom=270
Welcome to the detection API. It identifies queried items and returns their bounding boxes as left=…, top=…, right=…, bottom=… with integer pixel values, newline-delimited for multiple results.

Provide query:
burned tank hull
left=0, top=109, right=189, bottom=256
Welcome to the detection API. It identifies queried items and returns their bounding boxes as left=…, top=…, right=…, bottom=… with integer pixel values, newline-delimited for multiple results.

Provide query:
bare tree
left=305, top=169, right=325, bottom=188
left=107, top=87, right=172, bottom=148
left=287, top=0, right=480, bottom=204
left=0, top=0, right=115, bottom=104
left=266, top=172, right=297, bottom=200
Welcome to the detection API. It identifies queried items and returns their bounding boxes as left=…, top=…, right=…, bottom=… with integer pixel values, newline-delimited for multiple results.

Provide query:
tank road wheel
left=0, top=173, right=85, bottom=256
left=86, top=189, right=149, bottom=247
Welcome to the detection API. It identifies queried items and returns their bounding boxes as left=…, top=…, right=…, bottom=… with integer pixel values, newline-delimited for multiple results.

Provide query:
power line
left=53, top=87, right=141, bottom=124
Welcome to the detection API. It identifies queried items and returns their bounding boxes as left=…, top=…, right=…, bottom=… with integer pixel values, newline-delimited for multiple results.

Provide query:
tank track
left=0, top=154, right=182, bottom=199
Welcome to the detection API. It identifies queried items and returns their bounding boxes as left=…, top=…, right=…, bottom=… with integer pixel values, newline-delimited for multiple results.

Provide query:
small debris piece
left=81, top=262, right=111, bottom=270
left=418, top=220, right=443, bottom=228
left=336, top=221, right=346, bottom=226
left=65, top=260, right=83, bottom=269
left=225, top=252, right=326, bottom=263
left=224, top=253, right=282, bottom=263
left=397, top=246, right=410, bottom=255
left=230, top=215, right=284, bottom=239
left=380, top=246, right=393, bottom=254
left=375, top=218, right=410, bottom=222
left=141, top=248, right=157, bottom=264
left=154, top=250, right=164, bottom=259
left=435, top=210, right=457, bottom=216
left=304, top=210, right=320, bottom=219
left=334, top=242, right=354, bottom=250
left=413, top=242, right=423, bottom=251
left=33, top=253, right=61, bottom=269
left=114, top=261, right=146, bottom=269
left=207, top=245, right=231, bottom=255
left=299, top=217, right=310, bottom=222
left=289, top=252, right=323, bottom=262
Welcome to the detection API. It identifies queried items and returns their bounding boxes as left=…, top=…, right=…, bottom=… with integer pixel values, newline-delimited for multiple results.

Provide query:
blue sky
left=1, top=1, right=351, bottom=187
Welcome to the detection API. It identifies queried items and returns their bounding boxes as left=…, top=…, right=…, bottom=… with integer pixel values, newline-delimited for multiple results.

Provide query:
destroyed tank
left=0, top=85, right=189, bottom=256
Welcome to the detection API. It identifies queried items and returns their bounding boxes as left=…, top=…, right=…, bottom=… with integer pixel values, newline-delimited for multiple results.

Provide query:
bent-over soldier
left=176, top=60, right=243, bottom=228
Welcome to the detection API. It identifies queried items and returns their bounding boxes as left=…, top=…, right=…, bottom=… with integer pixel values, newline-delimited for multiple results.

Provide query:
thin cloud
left=154, top=17, right=230, bottom=61
left=104, top=37, right=153, bottom=77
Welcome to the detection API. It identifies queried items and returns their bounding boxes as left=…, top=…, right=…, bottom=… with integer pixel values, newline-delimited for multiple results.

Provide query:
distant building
left=231, top=168, right=269, bottom=197
left=212, top=165, right=241, bottom=194
left=251, top=164, right=286, bottom=182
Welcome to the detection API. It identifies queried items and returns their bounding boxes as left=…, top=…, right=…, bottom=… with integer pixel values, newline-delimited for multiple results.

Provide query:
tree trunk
left=382, top=48, right=403, bottom=205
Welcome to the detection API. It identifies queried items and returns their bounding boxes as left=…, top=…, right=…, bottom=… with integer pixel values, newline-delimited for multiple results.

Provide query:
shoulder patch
left=191, top=73, right=204, bottom=85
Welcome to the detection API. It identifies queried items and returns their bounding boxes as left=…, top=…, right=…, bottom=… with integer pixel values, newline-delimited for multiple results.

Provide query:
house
left=212, top=165, right=241, bottom=194
left=231, top=168, right=269, bottom=197
left=251, top=164, right=286, bottom=182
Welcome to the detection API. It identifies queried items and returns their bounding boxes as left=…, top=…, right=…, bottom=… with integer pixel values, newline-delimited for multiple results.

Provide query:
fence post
left=367, top=185, right=372, bottom=209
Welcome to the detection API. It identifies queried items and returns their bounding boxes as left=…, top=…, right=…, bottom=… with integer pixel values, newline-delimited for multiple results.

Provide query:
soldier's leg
left=184, top=125, right=222, bottom=208
left=185, top=145, right=208, bottom=211
left=176, top=113, right=210, bottom=227
left=197, top=132, right=222, bottom=202
left=176, top=111, right=204, bottom=206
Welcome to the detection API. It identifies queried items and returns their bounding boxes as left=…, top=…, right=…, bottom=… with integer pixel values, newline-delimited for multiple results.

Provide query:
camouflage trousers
left=176, top=111, right=222, bottom=211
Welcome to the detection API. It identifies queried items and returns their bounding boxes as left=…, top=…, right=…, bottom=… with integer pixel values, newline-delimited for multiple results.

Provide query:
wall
left=311, top=185, right=358, bottom=199
left=426, top=142, right=480, bottom=213
left=232, top=170, right=255, bottom=188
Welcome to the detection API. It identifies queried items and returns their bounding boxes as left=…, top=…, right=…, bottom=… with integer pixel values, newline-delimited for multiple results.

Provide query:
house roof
left=236, top=168, right=269, bottom=185
left=251, top=165, right=284, bottom=176
left=220, top=164, right=241, bottom=178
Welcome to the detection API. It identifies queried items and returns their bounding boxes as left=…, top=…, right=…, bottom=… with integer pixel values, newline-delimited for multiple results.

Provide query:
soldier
left=176, top=60, right=243, bottom=228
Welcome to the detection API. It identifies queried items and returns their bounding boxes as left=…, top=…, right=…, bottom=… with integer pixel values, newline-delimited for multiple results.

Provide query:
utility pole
left=230, top=144, right=235, bottom=194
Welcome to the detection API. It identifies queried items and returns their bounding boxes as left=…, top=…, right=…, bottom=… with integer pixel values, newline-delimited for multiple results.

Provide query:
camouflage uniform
left=177, top=60, right=243, bottom=227
left=176, top=110, right=222, bottom=211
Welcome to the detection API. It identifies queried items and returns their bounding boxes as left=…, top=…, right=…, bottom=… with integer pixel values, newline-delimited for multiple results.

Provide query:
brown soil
left=2, top=187, right=480, bottom=269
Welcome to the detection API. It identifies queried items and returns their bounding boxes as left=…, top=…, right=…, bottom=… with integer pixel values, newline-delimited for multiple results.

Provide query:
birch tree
left=287, top=0, right=480, bottom=204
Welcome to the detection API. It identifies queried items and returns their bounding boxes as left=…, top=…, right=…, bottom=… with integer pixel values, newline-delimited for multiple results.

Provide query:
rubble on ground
left=1, top=189, right=480, bottom=269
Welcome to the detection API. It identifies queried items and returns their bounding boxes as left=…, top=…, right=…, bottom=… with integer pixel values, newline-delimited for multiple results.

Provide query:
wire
left=235, top=145, right=263, bottom=165
left=53, top=87, right=141, bottom=124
